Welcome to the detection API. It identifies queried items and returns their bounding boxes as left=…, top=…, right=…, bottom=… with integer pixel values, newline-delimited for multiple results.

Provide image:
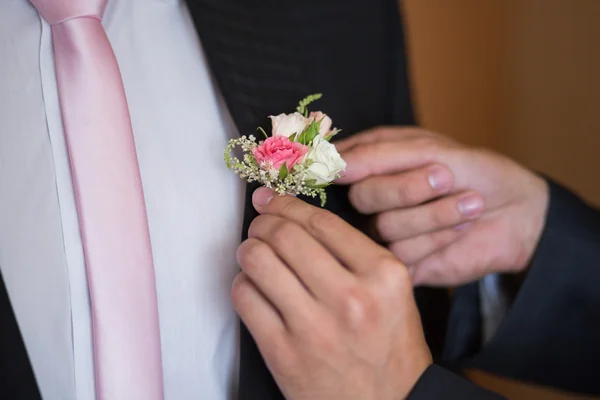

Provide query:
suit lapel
left=185, top=1, right=447, bottom=399
left=0, top=271, right=41, bottom=400
left=184, top=2, right=317, bottom=398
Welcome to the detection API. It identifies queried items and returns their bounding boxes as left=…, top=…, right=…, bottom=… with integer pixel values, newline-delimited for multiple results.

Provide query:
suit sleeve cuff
left=407, top=365, right=506, bottom=399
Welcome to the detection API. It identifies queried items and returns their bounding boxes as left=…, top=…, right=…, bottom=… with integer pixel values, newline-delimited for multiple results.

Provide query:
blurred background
left=401, top=1, right=600, bottom=398
left=402, top=0, right=600, bottom=205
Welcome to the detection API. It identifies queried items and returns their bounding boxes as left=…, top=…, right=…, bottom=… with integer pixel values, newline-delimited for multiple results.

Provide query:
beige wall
left=402, top=0, right=600, bottom=204
left=402, top=2, right=600, bottom=396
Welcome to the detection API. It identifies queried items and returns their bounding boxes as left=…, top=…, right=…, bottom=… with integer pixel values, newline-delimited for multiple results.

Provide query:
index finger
left=251, top=188, right=395, bottom=275
left=336, top=139, right=442, bottom=184
left=333, top=126, right=428, bottom=153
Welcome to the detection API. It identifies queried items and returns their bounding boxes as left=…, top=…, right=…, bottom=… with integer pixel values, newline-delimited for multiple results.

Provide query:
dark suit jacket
left=3, top=0, right=598, bottom=399
left=3, top=0, right=448, bottom=398
left=408, top=180, right=600, bottom=399
left=433, top=181, right=600, bottom=399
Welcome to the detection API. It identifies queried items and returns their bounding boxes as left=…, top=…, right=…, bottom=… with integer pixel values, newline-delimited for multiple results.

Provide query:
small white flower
left=304, top=136, right=346, bottom=185
left=269, top=112, right=311, bottom=138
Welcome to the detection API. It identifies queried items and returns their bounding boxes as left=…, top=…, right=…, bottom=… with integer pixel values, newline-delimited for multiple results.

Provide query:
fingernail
left=458, top=193, right=484, bottom=217
left=252, top=187, right=275, bottom=208
left=428, top=166, right=453, bottom=192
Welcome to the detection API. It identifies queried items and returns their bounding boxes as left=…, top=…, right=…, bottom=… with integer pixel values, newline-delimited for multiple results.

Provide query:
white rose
left=305, top=136, right=347, bottom=185
left=269, top=112, right=310, bottom=138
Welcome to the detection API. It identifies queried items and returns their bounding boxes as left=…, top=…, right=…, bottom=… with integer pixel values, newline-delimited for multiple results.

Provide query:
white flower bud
left=269, top=112, right=311, bottom=138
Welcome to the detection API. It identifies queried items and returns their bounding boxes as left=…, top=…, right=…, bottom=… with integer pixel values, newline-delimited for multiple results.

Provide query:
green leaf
left=256, top=126, right=268, bottom=139
left=303, top=120, right=321, bottom=145
left=304, top=179, right=331, bottom=189
left=288, top=132, right=297, bottom=142
left=324, top=129, right=341, bottom=142
left=278, top=163, right=288, bottom=179
left=296, top=119, right=321, bottom=145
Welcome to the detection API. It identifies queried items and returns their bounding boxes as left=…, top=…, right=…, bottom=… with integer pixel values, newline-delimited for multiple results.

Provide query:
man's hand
left=335, top=127, right=550, bottom=286
left=232, top=188, right=432, bottom=400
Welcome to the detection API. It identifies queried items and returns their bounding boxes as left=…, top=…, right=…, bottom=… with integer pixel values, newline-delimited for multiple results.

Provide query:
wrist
left=401, top=356, right=433, bottom=400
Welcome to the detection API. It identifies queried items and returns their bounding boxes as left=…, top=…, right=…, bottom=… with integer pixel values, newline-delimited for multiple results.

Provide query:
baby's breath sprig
left=224, top=135, right=260, bottom=180
left=224, top=135, right=328, bottom=206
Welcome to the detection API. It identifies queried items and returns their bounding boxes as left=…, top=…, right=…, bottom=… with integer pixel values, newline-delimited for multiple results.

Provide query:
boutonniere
left=224, top=94, right=346, bottom=206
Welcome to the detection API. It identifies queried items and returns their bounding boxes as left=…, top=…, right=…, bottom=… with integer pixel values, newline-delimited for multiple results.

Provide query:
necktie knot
left=30, top=0, right=106, bottom=25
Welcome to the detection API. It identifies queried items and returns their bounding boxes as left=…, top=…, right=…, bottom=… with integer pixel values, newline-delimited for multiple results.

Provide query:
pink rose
left=308, top=111, right=336, bottom=138
left=252, top=136, right=308, bottom=171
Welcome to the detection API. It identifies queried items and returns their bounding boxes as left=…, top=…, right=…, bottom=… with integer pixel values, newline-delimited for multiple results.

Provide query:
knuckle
left=230, top=272, right=251, bottom=308
left=388, top=241, right=409, bottom=263
left=431, top=230, right=454, bottom=250
left=237, top=239, right=271, bottom=269
left=241, top=238, right=265, bottom=257
left=279, top=196, right=302, bottom=216
left=428, top=207, right=446, bottom=227
left=338, top=284, right=378, bottom=330
left=374, top=212, right=396, bottom=241
left=414, top=137, right=443, bottom=160
left=348, top=184, right=370, bottom=212
left=269, top=220, right=300, bottom=247
left=376, top=255, right=411, bottom=295
left=414, top=136, right=437, bottom=149
left=430, top=205, right=455, bottom=228
left=396, top=181, right=422, bottom=204
left=247, top=214, right=268, bottom=236
left=306, top=210, right=338, bottom=236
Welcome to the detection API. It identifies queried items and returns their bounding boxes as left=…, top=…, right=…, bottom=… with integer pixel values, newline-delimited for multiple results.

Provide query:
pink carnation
left=252, top=136, right=308, bottom=171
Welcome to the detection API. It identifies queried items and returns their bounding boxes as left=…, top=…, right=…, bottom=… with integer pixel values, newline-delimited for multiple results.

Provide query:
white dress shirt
left=0, top=1, right=245, bottom=399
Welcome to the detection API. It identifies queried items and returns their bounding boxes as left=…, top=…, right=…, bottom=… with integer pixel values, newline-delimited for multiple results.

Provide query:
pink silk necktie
left=29, top=1, right=164, bottom=399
